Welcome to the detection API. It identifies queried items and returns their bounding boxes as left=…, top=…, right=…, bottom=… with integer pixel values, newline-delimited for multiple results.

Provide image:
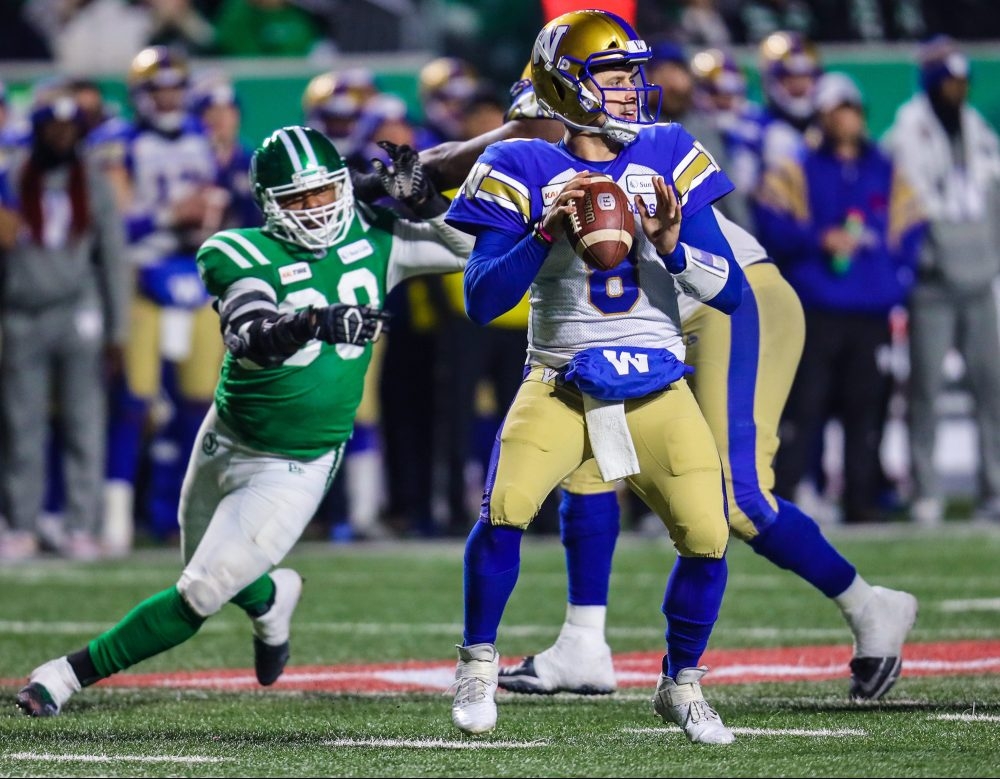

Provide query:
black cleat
left=16, top=683, right=60, bottom=717
left=849, top=656, right=903, bottom=701
left=253, top=637, right=291, bottom=686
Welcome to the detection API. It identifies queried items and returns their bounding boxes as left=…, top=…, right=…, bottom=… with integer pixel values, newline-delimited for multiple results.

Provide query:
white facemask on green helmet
left=251, top=125, right=355, bottom=250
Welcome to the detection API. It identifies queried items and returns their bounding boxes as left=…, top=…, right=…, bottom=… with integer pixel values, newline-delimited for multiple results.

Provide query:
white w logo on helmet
left=533, top=25, right=569, bottom=66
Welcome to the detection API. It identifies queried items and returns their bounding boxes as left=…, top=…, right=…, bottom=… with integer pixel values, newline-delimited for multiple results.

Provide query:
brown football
left=563, top=177, right=635, bottom=271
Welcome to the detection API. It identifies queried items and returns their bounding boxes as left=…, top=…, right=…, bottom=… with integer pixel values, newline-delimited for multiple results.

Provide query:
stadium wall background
left=2, top=43, right=999, bottom=153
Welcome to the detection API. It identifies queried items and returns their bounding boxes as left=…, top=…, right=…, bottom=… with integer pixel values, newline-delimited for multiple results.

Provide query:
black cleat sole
left=849, top=656, right=902, bottom=701
left=16, top=683, right=59, bottom=717
left=253, top=637, right=290, bottom=686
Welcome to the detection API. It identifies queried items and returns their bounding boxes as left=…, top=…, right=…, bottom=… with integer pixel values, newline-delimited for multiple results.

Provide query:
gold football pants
left=487, top=365, right=728, bottom=558
left=564, top=262, right=805, bottom=541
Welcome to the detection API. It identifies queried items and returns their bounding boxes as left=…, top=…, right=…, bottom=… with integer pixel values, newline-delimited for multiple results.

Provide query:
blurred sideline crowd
left=4, top=1, right=1000, bottom=85
left=1, top=13, right=1000, bottom=563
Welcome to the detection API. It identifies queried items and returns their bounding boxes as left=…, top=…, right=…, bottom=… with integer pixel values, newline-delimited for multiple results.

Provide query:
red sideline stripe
left=3, top=640, right=998, bottom=694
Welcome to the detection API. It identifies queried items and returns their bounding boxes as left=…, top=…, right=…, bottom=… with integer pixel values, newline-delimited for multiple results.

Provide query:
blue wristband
left=662, top=243, right=687, bottom=273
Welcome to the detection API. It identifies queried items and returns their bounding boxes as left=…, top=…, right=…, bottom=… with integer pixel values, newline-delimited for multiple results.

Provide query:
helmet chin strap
left=549, top=109, right=641, bottom=145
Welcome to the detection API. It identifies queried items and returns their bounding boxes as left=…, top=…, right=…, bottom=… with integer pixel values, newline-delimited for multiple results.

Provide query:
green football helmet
left=251, top=125, right=354, bottom=250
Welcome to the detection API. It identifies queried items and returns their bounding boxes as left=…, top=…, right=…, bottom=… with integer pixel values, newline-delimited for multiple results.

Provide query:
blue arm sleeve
left=666, top=205, right=745, bottom=313
left=464, top=227, right=548, bottom=325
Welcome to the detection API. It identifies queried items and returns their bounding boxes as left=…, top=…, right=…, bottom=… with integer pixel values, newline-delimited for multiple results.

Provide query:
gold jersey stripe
left=478, top=176, right=531, bottom=221
left=674, top=152, right=714, bottom=198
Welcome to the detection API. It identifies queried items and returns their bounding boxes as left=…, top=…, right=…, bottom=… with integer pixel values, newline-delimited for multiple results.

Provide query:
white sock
left=560, top=604, right=607, bottom=636
left=833, top=574, right=876, bottom=619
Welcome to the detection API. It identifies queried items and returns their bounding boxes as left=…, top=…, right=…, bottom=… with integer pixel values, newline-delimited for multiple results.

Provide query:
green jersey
left=197, top=205, right=470, bottom=459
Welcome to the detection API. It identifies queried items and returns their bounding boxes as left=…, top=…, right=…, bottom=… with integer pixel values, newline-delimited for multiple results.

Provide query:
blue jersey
left=755, top=141, right=925, bottom=314
left=214, top=141, right=258, bottom=229
left=89, top=116, right=218, bottom=265
left=447, top=123, right=735, bottom=367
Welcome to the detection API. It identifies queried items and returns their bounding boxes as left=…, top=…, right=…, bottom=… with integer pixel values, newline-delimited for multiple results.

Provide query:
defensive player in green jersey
left=15, top=126, right=472, bottom=717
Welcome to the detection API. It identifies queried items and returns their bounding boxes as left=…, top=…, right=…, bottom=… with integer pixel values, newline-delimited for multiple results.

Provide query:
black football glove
left=312, top=304, right=391, bottom=346
left=350, top=168, right=388, bottom=205
left=371, top=141, right=449, bottom=217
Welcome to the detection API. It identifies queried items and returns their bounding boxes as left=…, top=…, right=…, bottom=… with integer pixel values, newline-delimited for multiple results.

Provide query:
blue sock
left=560, top=491, right=620, bottom=606
left=662, top=556, right=727, bottom=679
left=148, top=400, right=209, bottom=540
left=346, top=423, right=379, bottom=454
left=106, top=382, right=148, bottom=483
left=748, top=497, right=856, bottom=598
left=463, top=522, right=523, bottom=646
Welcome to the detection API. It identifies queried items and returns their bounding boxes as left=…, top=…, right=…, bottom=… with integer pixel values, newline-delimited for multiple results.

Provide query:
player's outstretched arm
left=351, top=120, right=564, bottom=206
left=219, top=279, right=389, bottom=366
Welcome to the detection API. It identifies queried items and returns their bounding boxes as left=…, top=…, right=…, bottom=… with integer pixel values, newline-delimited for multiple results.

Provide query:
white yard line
left=624, top=726, right=867, bottom=737
left=7, top=753, right=227, bottom=764
left=321, top=738, right=547, bottom=750
left=932, top=713, right=1000, bottom=722
left=938, top=598, right=1000, bottom=612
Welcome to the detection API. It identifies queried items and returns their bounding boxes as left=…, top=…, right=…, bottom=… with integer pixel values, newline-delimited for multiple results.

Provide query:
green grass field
left=2, top=523, right=1000, bottom=777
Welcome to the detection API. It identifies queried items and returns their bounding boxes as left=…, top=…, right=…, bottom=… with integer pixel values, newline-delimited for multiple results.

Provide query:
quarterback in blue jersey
left=444, top=9, right=744, bottom=745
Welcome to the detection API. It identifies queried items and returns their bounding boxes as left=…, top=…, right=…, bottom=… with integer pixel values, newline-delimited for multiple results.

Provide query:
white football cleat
left=451, top=643, right=499, bottom=735
left=251, top=568, right=303, bottom=686
left=848, top=585, right=918, bottom=701
left=498, top=627, right=616, bottom=695
left=651, top=667, right=734, bottom=745
left=16, top=656, right=82, bottom=717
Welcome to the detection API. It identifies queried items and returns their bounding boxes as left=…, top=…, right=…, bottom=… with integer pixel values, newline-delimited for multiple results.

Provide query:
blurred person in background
left=720, top=0, right=814, bottom=44
left=92, top=46, right=226, bottom=553
left=416, top=57, right=481, bottom=148
left=0, top=86, right=15, bottom=535
left=189, top=73, right=258, bottom=230
left=809, top=0, right=926, bottom=42
left=0, top=1, right=51, bottom=61
left=344, top=94, right=416, bottom=172
left=330, top=93, right=421, bottom=543
left=302, top=68, right=379, bottom=161
left=431, top=83, right=538, bottom=537
left=22, top=0, right=153, bottom=74
left=677, top=0, right=732, bottom=47
left=0, top=82, right=9, bottom=136
left=755, top=72, right=925, bottom=524
left=210, top=0, right=325, bottom=58
left=144, top=0, right=216, bottom=54
left=744, top=31, right=822, bottom=192
left=883, top=37, right=1000, bottom=526
left=373, top=58, right=481, bottom=537
left=0, top=87, right=128, bottom=562
left=68, top=79, right=119, bottom=140
left=690, top=46, right=766, bottom=228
